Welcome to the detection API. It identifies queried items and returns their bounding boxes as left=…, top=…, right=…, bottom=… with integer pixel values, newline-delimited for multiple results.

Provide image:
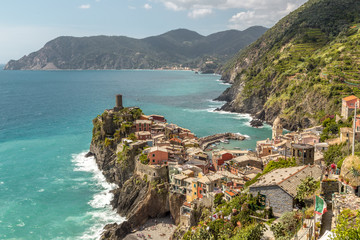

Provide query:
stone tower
left=114, top=94, right=123, bottom=111
left=272, top=117, right=283, bottom=139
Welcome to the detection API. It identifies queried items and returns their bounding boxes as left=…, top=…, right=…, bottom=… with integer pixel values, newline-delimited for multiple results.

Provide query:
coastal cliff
left=88, top=103, right=176, bottom=239
left=218, top=0, right=360, bottom=130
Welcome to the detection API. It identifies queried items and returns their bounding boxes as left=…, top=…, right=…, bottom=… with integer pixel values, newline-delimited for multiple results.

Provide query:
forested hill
left=217, top=0, right=360, bottom=130
left=4, top=26, right=267, bottom=71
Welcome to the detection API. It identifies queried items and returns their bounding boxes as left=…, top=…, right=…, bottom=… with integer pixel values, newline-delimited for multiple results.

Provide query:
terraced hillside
left=218, top=0, right=360, bottom=130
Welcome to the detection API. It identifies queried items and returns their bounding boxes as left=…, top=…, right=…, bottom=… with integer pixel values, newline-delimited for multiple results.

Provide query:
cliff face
left=102, top=175, right=170, bottom=239
left=218, top=0, right=360, bottom=130
left=88, top=107, right=179, bottom=239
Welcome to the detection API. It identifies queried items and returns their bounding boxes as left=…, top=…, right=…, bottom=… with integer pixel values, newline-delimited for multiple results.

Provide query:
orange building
left=342, top=95, right=360, bottom=119
left=148, top=146, right=169, bottom=165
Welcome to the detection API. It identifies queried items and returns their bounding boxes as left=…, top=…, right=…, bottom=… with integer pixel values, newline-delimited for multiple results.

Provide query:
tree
left=295, top=176, right=319, bottom=202
left=214, top=193, right=225, bottom=207
left=332, top=209, right=360, bottom=240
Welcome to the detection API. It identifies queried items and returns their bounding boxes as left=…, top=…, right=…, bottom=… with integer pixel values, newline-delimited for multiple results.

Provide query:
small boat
left=234, top=147, right=241, bottom=150
left=220, top=138, right=230, bottom=144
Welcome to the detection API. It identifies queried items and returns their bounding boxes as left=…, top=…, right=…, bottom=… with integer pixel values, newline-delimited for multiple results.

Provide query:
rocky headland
left=86, top=99, right=189, bottom=239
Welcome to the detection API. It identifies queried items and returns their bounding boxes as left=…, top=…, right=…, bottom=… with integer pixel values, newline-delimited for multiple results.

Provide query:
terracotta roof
left=343, top=95, right=358, bottom=102
left=170, top=138, right=182, bottom=143
left=225, top=190, right=236, bottom=197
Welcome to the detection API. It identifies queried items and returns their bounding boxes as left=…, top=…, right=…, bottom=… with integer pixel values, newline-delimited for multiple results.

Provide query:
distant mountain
left=4, top=26, right=267, bottom=71
left=218, top=0, right=360, bottom=130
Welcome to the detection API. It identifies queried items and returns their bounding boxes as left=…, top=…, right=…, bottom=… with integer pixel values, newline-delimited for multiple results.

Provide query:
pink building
left=148, top=146, right=169, bottom=165
left=301, top=133, right=320, bottom=145
left=135, top=120, right=152, bottom=132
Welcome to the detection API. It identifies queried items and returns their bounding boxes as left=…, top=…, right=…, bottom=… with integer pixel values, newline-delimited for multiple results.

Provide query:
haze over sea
left=0, top=67, right=271, bottom=239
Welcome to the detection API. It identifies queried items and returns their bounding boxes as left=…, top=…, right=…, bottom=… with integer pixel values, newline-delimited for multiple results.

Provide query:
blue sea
left=0, top=67, right=272, bottom=239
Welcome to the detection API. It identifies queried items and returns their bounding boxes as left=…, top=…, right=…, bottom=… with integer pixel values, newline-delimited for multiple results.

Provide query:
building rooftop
left=174, top=174, right=188, bottom=181
left=291, top=143, right=314, bottom=150
left=233, top=155, right=260, bottom=163
left=137, top=131, right=151, bottom=136
left=216, top=170, right=243, bottom=180
left=343, top=95, right=358, bottom=102
left=224, top=190, right=236, bottom=197
left=148, top=146, right=168, bottom=153
left=135, top=120, right=152, bottom=124
left=182, top=169, right=194, bottom=176
left=251, top=165, right=322, bottom=197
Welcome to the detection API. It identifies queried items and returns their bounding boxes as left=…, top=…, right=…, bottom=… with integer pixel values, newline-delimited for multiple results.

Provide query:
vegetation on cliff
left=4, top=27, right=267, bottom=71
left=182, top=193, right=270, bottom=240
left=219, top=0, right=360, bottom=130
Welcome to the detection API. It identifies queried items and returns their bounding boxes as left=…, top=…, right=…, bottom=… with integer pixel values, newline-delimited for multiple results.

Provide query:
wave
left=234, top=132, right=251, bottom=139
left=72, top=152, right=125, bottom=240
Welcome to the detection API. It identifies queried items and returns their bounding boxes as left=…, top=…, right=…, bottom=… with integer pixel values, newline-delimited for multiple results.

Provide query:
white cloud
left=79, top=4, right=91, bottom=9
left=144, top=3, right=152, bottom=10
left=188, top=8, right=212, bottom=18
left=157, top=0, right=307, bottom=29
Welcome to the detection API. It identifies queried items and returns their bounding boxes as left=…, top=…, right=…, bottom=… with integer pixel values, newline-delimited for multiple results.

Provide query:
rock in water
left=250, top=119, right=263, bottom=128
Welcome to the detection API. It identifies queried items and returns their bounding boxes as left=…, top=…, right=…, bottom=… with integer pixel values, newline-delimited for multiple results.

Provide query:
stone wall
left=321, top=181, right=340, bottom=202
left=236, top=159, right=263, bottom=169
left=250, top=185, right=293, bottom=215
left=135, top=161, right=169, bottom=182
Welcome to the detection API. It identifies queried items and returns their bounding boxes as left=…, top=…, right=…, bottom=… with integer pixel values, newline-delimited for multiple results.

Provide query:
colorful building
left=135, top=120, right=152, bottom=132
left=148, top=146, right=169, bottom=165
left=342, top=95, right=360, bottom=119
left=212, top=150, right=234, bottom=171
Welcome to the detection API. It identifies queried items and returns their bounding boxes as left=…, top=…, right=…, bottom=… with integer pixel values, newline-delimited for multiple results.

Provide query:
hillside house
left=135, top=120, right=152, bottom=132
left=148, top=146, right=169, bottom=165
left=212, top=150, right=234, bottom=170
left=249, top=165, right=322, bottom=215
left=342, top=95, right=360, bottom=119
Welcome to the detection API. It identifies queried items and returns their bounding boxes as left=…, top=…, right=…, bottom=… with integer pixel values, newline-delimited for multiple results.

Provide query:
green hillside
left=218, top=0, right=360, bottom=130
left=4, top=27, right=267, bottom=71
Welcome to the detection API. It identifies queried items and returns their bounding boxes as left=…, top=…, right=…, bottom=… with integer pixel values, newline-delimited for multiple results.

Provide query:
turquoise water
left=0, top=68, right=272, bottom=239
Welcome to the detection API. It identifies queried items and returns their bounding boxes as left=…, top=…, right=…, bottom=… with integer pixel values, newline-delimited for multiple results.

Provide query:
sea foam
left=72, top=152, right=125, bottom=240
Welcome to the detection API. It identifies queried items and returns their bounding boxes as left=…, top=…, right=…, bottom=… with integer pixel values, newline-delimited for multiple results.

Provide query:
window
left=152, top=154, right=155, bottom=157
left=152, top=160, right=155, bottom=163
left=194, top=184, right=196, bottom=188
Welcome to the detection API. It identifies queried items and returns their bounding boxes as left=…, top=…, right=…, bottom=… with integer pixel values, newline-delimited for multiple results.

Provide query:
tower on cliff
left=272, top=117, right=283, bottom=140
left=114, top=94, right=123, bottom=111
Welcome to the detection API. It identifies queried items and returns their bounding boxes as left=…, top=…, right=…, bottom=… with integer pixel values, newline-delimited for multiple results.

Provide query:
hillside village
left=94, top=94, right=360, bottom=240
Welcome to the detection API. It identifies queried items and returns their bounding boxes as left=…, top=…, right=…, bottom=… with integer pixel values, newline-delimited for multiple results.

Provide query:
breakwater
left=199, top=133, right=246, bottom=150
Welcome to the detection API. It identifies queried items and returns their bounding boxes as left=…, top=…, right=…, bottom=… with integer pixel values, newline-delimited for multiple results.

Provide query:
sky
left=0, top=0, right=307, bottom=63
